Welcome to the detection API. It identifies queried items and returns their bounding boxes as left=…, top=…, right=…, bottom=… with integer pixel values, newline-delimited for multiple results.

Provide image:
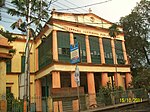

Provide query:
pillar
left=87, top=72, right=96, bottom=106
left=114, top=73, right=122, bottom=87
left=111, top=38, right=119, bottom=87
left=35, top=79, right=42, bottom=112
left=101, top=73, right=109, bottom=87
left=99, top=37, right=105, bottom=64
left=70, top=32, right=74, bottom=45
left=111, top=38, right=117, bottom=64
left=122, top=40, right=128, bottom=64
left=126, top=73, right=132, bottom=88
left=85, top=35, right=91, bottom=63
left=35, top=48, right=39, bottom=71
left=0, top=60, right=7, bottom=112
left=85, top=35, right=96, bottom=105
left=53, top=30, right=58, bottom=61
left=52, top=72, right=62, bottom=112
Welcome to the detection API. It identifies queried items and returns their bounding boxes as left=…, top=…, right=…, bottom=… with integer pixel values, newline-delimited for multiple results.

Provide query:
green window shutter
left=38, top=33, right=52, bottom=69
left=115, top=40, right=124, bottom=64
left=6, top=59, right=11, bottom=73
left=89, top=36, right=101, bottom=64
left=74, top=33, right=87, bottom=63
left=57, top=31, right=70, bottom=62
left=103, top=38, right=114, bottom=64
left=21, top=56, right=25, bottom=73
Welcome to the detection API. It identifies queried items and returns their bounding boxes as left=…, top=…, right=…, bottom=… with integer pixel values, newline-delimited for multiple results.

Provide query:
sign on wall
left=70, top=43, right=80, bottom=64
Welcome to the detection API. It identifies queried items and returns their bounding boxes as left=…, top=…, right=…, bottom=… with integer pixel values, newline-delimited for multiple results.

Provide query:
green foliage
left=109, top=23, right=121, bottom=38
left=7, top=0, right=50, bottom=35
left=0, top=30, right=17, bottom=56
left=0, top=30, right=17, bottom=42
left=98, top=86, right=112, bottom=105
left=120, top=0, right=150, bottom=67
left=131, top=66, right=150, bottom=91
left=6, top=91, right=14, bottom=112
left=120, top=0, right=150, bottom=90
left=97, top=85, right=124, bottom=105
left=6, top=92, right=23, bottom=112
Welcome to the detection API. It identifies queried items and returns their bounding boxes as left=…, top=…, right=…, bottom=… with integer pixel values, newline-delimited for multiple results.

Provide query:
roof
left=0, top=52, right=12, bottom=59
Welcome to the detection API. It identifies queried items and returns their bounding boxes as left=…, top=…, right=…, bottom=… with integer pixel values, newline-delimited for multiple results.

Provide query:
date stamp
left=120, top=98, right=142, bottom=103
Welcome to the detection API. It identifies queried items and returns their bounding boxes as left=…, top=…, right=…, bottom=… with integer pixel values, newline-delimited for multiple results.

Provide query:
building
left=0, top=34, right=12, bottom=112
left=4, top=11, right=132, bottom=112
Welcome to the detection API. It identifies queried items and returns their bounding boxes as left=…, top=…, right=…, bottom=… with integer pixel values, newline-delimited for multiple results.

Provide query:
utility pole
left=24, top=0, right=31, bottom=112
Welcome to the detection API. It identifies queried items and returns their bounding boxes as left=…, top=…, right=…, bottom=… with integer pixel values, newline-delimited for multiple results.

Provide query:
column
left=35, top=48, right=39, bottom=71
left=0, top=60, right=7, bottom=112
left=85, top=35, right=91, bottom=63
left=114, top=73, right=122, bottom=87
left=87, top=72, right=96, bottom=106
left=35, top=79, right=42, bottom=112
left=70, top=32, right=74, bottom=45
left=122, top=40, right=128, bottom=64
left=53, top=30, right=58, bottom=61
left=52, top=72, right=62, bottom=112
left=125, top=73, right=132, bottom=88
left=85, top=35, right=96, bottom=105
left=101, top=73, right=109, bottom=87
left=99, top=37, right=105, bottom=64
left=111, top=38, right=118, bottom=87
left=111, top=38, right=117, bottom=64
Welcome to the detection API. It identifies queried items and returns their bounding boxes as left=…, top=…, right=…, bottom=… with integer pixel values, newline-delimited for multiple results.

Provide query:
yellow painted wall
left=6, top=74, right=35, bottom=99
left=6, top=75, right=19, bottom=98
left=9, top=40, right=35, bottom=73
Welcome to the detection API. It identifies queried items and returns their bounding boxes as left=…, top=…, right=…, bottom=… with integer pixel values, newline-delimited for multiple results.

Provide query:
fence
left=4, top=88, right=149, bottom=112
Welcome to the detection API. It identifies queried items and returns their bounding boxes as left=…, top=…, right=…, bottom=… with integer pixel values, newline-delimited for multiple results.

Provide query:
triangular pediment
left=51, top=12, right=113, bottom=29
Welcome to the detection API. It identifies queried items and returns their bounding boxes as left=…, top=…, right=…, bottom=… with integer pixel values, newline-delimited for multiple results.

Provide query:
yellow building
left=4, top=11, right=132, bottom=112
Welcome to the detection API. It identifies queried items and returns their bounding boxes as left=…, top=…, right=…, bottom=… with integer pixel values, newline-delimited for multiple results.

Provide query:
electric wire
left=65, top=0, right=88, bottom=12
left=57, top=0, right=112, bottom=11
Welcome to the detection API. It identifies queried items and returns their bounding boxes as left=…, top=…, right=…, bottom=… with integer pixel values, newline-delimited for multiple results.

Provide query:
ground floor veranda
left=5, top=63, right=132, bottom=112
left=34, top=63, right=132, bottom=112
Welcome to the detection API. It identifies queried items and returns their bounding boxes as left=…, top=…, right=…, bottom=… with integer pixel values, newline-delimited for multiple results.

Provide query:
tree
left=108, top=23, right=121, bottom=89
left=120, top=0, right=150, bottom=67
left=120, top=0, right=150, bottom=90
left=109, top=23, right=120, bottom=38
left=7, top=0, right=50, bottom=35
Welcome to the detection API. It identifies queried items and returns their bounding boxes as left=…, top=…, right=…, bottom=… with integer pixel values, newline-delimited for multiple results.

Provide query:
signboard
left=70, top=43, right=80, bottom=64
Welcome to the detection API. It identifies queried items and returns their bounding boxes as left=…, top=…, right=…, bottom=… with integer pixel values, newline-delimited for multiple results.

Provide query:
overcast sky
left=86, top=0, right=141, bottom=22
left=0, top=0, right=141, bottom=33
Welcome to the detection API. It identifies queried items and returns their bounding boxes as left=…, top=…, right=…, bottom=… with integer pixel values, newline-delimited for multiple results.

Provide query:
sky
left=0, top=0, right=141, bottom=34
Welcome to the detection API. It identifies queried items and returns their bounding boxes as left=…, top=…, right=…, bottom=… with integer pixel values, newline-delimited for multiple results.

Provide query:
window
left=89, top=36, right=101, bottom=64
left=115, top=40, right=124, bottom=64
left=57, top=31, right=70, bottom=62
left=6, top=59, right=11, bottom=73
left=38, top=33, right=52, bottom=69
left=103, top=38, right=113, bottom=64
left=6, top=87, right=11, bottom=93
left=74, top=33, right=87, bottom=62
left=21, top=55, right=25, bottom=73
left=42, top=86, right=49, bottom=97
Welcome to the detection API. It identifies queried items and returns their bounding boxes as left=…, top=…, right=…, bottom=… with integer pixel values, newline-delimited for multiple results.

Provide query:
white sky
left=0, top=0, right=141, bottom=33
left=90, top=0, right=141, bottom=22
left=66, top=0, right=141, bottom=23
